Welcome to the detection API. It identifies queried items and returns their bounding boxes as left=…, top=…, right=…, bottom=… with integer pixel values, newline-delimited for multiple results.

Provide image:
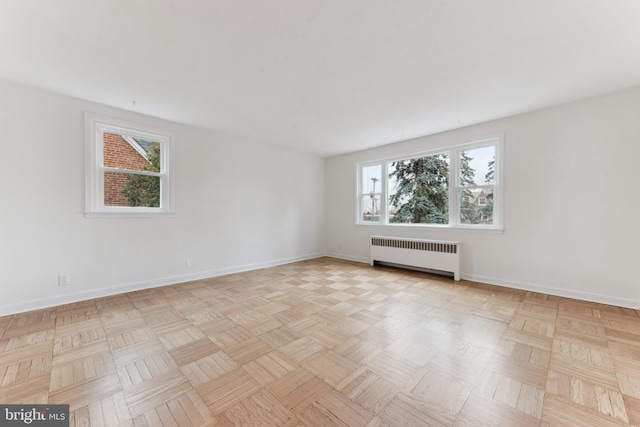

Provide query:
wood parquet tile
left=2, top=257, right=640, bottom=425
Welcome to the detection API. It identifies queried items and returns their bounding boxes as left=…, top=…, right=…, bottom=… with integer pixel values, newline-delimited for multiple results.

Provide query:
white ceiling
left=1, top=1, right=639, bottom=157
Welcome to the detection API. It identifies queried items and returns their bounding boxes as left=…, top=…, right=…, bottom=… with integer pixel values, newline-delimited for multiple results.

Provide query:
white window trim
left=84, top=113, right=176, bottom=218
left=356, top=134, right=504, bottom=231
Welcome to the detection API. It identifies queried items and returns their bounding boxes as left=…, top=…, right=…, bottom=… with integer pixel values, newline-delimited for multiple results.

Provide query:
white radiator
left=370, top=236, right=461, bottom=281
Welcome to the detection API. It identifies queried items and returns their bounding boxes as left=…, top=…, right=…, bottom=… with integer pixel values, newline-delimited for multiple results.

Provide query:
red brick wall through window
left=103, top=133, right=149, bottom=206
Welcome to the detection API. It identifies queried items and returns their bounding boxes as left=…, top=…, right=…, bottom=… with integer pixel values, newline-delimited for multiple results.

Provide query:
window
left=85, top=113, right=175, bottom=216
left=357, top=135, right=502, bottom=229
left=458, top=145, right=497, bottom=226
left=359, top=164, right=382, bottom=223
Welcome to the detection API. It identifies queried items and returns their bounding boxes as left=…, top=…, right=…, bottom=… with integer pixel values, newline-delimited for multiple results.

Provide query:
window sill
left=84, top=211, right=177, bottom=219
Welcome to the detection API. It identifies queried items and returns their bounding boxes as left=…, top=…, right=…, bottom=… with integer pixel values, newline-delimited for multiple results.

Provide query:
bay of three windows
left=358, top=136, right=502, bottom=229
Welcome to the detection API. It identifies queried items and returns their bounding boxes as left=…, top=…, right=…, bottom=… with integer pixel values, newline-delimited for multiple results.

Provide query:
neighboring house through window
left=103, top=133, right=155, bottom=206
left=85, top=113, right=175, bottom=216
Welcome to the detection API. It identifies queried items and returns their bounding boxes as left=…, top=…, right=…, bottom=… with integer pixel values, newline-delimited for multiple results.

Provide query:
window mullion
left=381, top=162, right=388, bottom=223
left=101, top=167, right=163, bottom=177
left=461, top=184, right=493, bottom=191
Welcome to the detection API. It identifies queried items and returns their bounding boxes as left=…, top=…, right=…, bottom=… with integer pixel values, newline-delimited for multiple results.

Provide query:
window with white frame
left=357, top=135, right=502, bottom=229
left=85, top=113, right=175, bottom=216
left=359, top=164, right=382, bottom=223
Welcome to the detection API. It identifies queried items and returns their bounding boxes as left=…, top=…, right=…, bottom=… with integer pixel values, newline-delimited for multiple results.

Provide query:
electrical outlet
left=58, top=274, right=70, bottom=286
left=185, top=258, right=192, bottom=267
left=337, top=243, right=343, bottom=251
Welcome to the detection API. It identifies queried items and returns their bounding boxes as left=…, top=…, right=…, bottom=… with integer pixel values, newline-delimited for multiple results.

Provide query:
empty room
left=1, top=1, right=639, bottom=426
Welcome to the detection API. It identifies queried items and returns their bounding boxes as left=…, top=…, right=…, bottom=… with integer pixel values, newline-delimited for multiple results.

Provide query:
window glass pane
left=361, top=165, right=382, bottom=194
left=103, top=132, right=161, bottom=172
left=388, top=154, right=449, bottom=224
left=361, top=195, right=381, bottom=222
left=460, top=146, right=495, bottom=186
left=460, top=186, right=494, bottom=225
left=104, top=172, right=160, bottom=207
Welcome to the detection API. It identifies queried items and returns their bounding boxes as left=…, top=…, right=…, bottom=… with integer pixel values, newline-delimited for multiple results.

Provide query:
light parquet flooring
left=1, top=257, right=640, bottom=426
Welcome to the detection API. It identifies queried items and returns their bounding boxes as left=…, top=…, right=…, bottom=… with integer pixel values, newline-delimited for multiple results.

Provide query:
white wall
left=325, top=87, right=640, bottom=308
left=0, top=80, right=325, bottom=315
left=2, top=79, right=638, bottom=315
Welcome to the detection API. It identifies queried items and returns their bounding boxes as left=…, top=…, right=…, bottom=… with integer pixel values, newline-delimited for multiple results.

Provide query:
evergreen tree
left=122, top=142, right=161, bottom=207
left=459, top=150, right=478, bottom=224
left=485, top=159, right=495, bottom=183
left=388, top=154, right=449, bottom=223
left=479, top=158, right=495, bottom=222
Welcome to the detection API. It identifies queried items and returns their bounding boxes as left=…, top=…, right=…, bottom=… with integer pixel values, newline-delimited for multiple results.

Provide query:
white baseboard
left=324, top=252, right=370, bottom=264
left=462, top=273, right=639, bottom=309
left=323, top=255, right=639, bottom=309
left=0, top=253, right=325, bottom=317
left=4, top=253, right=636, bottom=316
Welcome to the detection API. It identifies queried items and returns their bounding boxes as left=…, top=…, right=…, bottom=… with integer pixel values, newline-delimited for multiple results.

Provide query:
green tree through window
left=479, top=158, right=495, bottom=222
left=388, top=154, right=449, bottom=224
left=459, top=150, right=477, bottom=223
left=357, top=136, right=501, bottom=228
left=122, top=142, right=161, bottom=207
